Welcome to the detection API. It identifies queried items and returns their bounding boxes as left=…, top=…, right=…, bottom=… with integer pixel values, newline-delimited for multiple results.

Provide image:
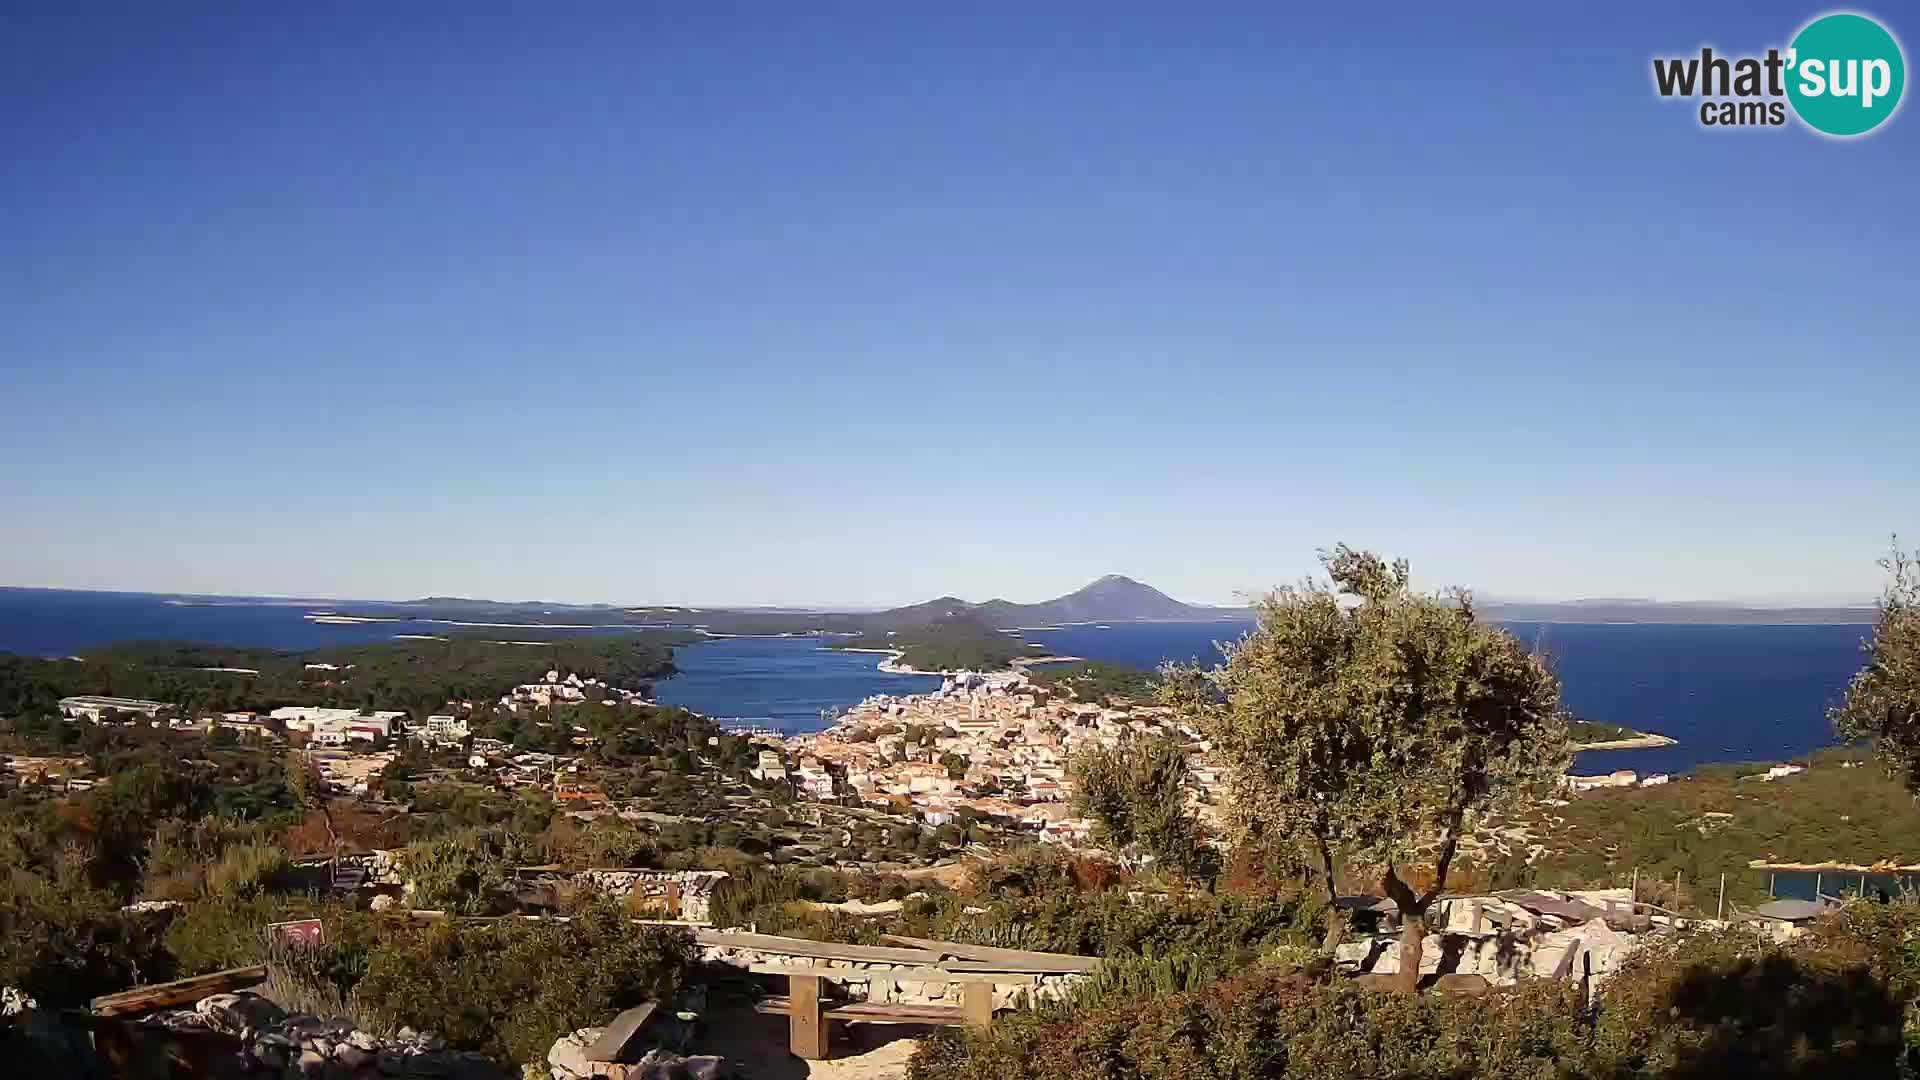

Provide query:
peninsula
left=1567, top=718, right=1678, bottom=751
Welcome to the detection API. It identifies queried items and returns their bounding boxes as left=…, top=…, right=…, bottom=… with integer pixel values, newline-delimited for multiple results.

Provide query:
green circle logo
left=1786, top=13, right=1906, bottom=136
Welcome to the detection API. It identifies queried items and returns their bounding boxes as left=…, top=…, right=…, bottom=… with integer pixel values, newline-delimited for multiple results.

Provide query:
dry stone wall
left=696, top=944, right=1085, bottom=1010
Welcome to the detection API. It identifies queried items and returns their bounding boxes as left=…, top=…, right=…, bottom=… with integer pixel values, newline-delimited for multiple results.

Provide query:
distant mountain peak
left=889, top=574, right=1237, bottom=626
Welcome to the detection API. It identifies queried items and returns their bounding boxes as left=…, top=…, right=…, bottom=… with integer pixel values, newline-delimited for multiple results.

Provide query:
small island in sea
left=1568, top=717, right=1678, bottom=751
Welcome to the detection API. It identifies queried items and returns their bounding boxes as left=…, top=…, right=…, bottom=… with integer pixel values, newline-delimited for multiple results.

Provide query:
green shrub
left=911, top=971, right=1588, bottom=1080
left=206, top=840, right=297, bottom=899
left=141, top=816, right=268, bottom=900
left=1060, top=951, right=1226, bottom=1011
left=350, top=901, right=691, bottom=1069
left=918, top=908, right=1920, bottom=1080
left=402, top=829, right=513, bottom=915
left=1592, top=925, right=1907, bottom=1078
left=162, top=894, right=339, bottom=976
left=0, top=868, right=172, bottom=1006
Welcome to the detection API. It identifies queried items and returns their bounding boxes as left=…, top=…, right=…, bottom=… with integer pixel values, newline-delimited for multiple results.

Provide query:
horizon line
left=0, top=581, right=1882, bottom=613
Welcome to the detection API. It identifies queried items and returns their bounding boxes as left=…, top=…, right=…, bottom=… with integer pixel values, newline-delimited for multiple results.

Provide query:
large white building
left=59, top=696, right=170, bottom=722
left=268, top=706, right=403, bottom=737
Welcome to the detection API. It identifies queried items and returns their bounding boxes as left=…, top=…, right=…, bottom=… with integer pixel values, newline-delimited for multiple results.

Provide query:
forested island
left=832, top=615, right=1025, bottom=673
left=1567, top=717, right=1677, bottom=750
left=0, top=633, right=682, bottom=721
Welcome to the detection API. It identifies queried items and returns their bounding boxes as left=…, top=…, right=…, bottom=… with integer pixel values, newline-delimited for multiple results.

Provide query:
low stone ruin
left=548, top=1026, right=729, bottom=1080
left=695, top=943, right=1085, bottom=1010
left=295, top=853, right=727, bottom=922
left=139, top=991, right=506, bottom=1078
left=1335, top=888, right=1657, bottom=986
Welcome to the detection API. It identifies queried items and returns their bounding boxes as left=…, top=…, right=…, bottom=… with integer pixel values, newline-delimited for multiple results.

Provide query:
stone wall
left=574, top=869, right=728, bottom=924
left=139, top=991, right=505, bottom=1079
left=295, top=855, right=727, bottom=924
left=1336, top=917, right=1642, bottom=986
left=696, top=945, right=1085, bottom=1010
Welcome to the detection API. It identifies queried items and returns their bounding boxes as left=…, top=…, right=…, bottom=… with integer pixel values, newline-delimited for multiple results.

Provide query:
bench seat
left=755, top=995, right=971, bottom=1026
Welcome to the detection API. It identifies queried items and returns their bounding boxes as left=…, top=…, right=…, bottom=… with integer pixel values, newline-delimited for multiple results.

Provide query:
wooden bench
left=751, top=967, right=1016, bottom=1059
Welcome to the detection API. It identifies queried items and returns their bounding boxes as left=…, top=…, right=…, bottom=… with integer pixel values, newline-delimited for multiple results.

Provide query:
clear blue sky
left=3, top=3, right=1914, bottom=608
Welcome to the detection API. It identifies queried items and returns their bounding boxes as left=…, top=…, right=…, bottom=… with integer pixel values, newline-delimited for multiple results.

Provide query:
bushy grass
left=911, top=970, right=1590, bottom=1080
left=0, top=866, right=173, bottom=1006
left=1468, top=751, right=1920, bottom=914
left=350, top=902, right=691, bottom=1069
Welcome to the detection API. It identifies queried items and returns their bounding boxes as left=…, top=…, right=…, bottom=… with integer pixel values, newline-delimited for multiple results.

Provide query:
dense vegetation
left=834, top=614, right=1025, bottom=672
left=1568, top=718, right=1645, bottom=743
left=0, top=633, right=681, bottom=719
left=1835, top=542, right=1920, bottom=791
left=1164, top=546, right=1571, bottom=973
left=1473, top=746, right=1920, bottom=913
left=1071, top=737, right=1216, bottom=879
left=1030, top=661, right=1160, bottom=704
left=909, top=907, right=1920, bottom=1079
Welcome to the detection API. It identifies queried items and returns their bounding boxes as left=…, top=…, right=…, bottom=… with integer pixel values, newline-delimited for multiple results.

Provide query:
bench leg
left=962, top=982, right=994, bottom=1028
left=790, top=974, right=828, bottom=1059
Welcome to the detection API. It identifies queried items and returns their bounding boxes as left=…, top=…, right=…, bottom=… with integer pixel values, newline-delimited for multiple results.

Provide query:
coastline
left=873, top=651, right=1087, bottom=677
left=1570, top=733, right=1678, bottom=752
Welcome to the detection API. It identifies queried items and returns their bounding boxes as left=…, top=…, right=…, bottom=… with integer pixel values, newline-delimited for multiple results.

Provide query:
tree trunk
left=1323, top=904, right=1346, bottom=952
left=1317, top=837, right=1344, bottom=954
left=1380, top=864, right=1426, bottom=994
left=1395, top=911, right=1426, bottom=994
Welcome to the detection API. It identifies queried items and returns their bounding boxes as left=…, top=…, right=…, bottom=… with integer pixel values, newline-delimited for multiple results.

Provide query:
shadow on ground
left=696, top=1004, right=930, bottom=1080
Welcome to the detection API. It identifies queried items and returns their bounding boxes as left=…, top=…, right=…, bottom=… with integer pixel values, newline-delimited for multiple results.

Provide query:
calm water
left=653, top=638, right=941, bottom=729
left=1510, top=622, right=1869, bottom=775
left=661, top=620, right=1869, bottom=773
left=0, top=590, right=1872, bottom=772
left=0, top=588, right=460, bottom=653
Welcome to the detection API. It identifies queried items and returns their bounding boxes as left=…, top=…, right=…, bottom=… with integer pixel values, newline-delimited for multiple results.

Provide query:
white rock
left=547, top=1027, right=605, bottom=1080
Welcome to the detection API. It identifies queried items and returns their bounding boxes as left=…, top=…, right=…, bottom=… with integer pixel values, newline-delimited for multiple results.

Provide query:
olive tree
left=1163, top=545, right=1570, bottom=991
left=1833, top=542, right=1920, bottom=790
left=1070, top=736, right=1214, bottom=879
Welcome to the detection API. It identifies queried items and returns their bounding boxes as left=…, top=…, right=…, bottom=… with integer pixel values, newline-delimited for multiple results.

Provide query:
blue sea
left=0, top=589, right=1873, bottom=773
left=665, top=620, right=1871, bottom=773
left=0, top=588, right=627, bottom=653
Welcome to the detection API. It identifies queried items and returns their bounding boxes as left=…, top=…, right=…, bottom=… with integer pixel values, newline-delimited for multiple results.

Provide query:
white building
left=59, top=696, right=169, bottom=722
left=751, top=749, right=788, bottom=782
left=269, top=706, right=403, bottom=735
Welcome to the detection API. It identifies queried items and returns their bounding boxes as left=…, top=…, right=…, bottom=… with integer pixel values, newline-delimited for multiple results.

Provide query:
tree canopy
left=1163, top=545, right=1570, bottom=987
left=1833, top=541, right=1920, bottom=791
left=1070, top=736, right=1214, bottom=880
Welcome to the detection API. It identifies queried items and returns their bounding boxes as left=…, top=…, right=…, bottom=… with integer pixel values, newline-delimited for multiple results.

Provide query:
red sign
left=267, top=918, right=325, bottom=948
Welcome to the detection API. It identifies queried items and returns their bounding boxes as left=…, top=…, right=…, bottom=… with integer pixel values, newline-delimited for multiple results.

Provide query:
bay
left=0, top=590, right=1874, bottom=774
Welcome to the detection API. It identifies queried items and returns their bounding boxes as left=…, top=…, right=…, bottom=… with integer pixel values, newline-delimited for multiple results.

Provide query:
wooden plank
left=790, top=973, right=827, bottom=1060
left=761, top=997, right=969, bottom=1025
left=879, top=934, right=1099, bottom=973
left=697, top=930, right=941, bottom=966
left=91, top=965, right=269, bottom=1017
left=829, top=1002, right=968, bottom=1025
left=962, top=983, right=994, bottom=1028
left=753, top=994, right=795, bottom=1015
left=938, top=959, right=1099, bottom=975
left=583, top=1002, right=656, bottom=1064
left=747, top=963, right=1035, bottom=985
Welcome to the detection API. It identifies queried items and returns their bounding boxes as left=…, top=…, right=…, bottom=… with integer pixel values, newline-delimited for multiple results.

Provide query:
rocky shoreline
left=1570, top=732, right=1678, bottom=751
